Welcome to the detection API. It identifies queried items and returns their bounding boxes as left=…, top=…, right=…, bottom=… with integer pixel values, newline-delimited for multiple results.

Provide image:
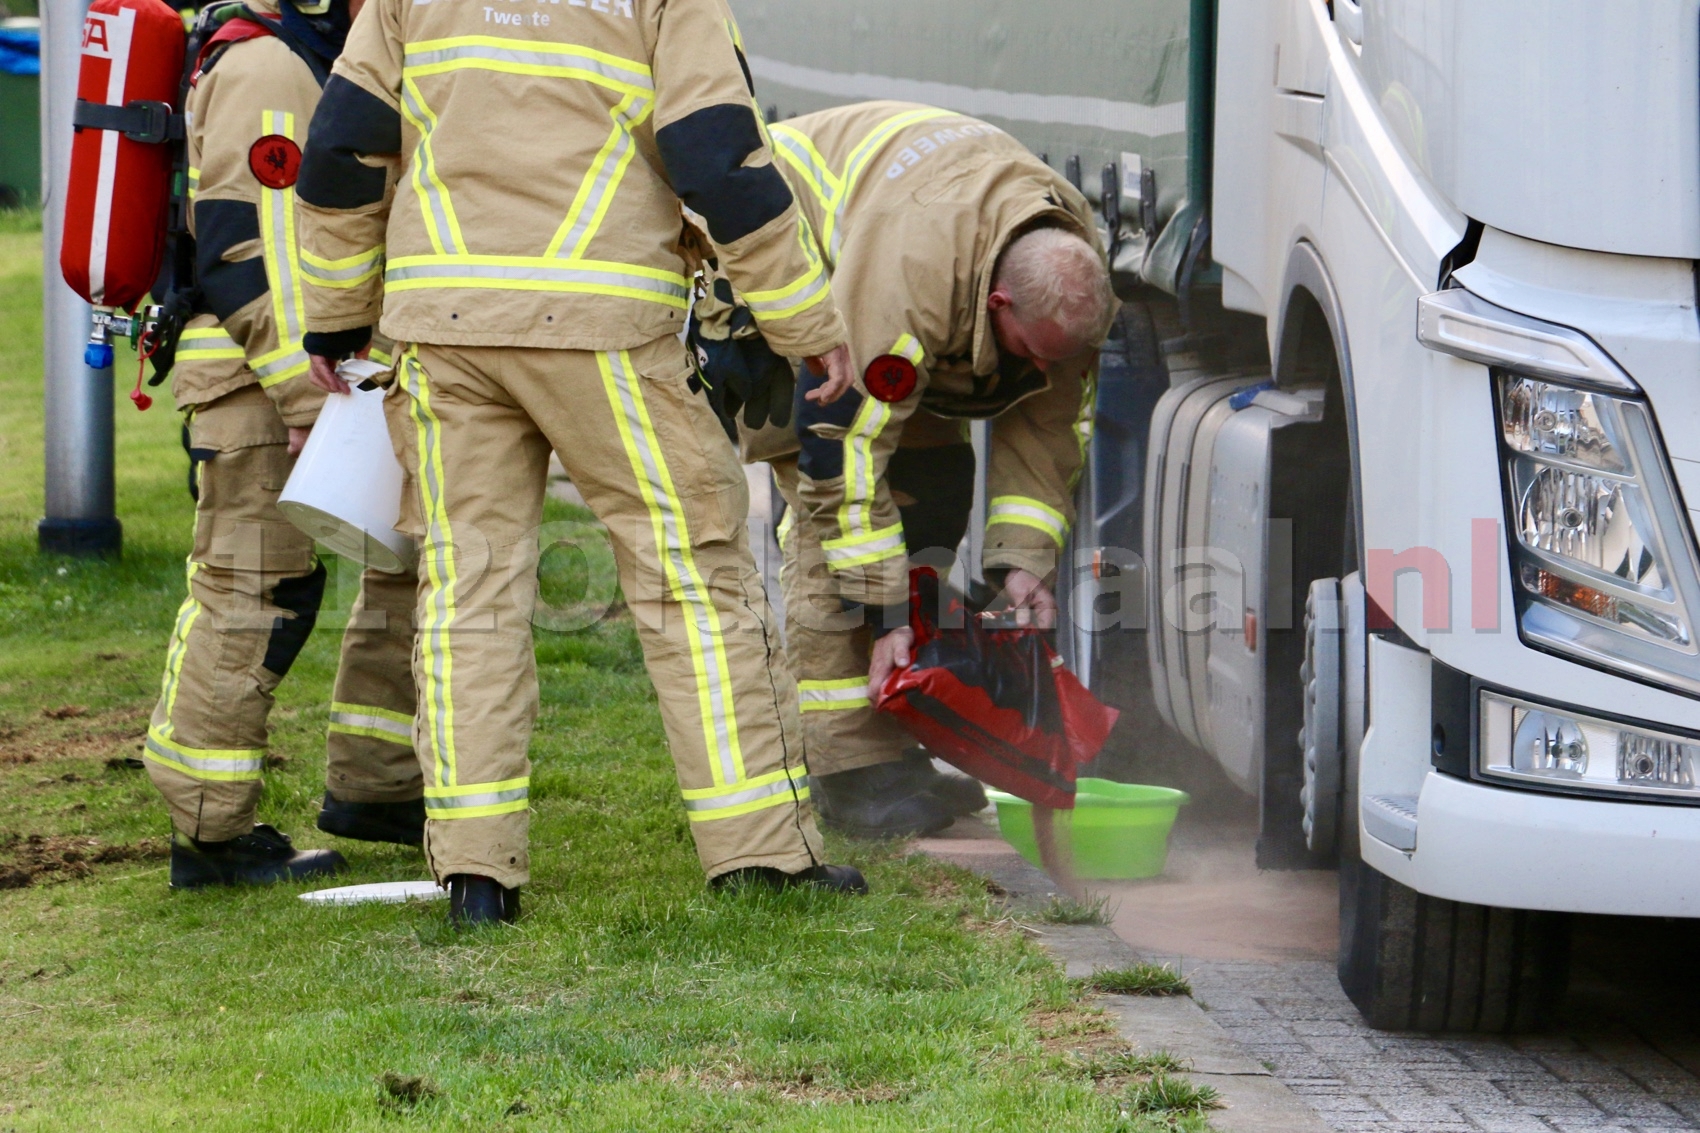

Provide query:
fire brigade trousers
left=145, top=385, right=421, bottom=840
left=325, top=564, right=425, bottom=804
left=773, top=441, right=978, bottom=777
left=386, top=337, right=822, bottom=888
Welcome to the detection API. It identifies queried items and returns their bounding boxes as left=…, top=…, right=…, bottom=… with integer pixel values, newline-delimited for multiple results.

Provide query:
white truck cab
left=732, top=0, right=1700, bottom=1031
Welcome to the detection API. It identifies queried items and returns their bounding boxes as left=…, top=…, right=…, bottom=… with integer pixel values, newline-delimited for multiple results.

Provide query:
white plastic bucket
left=278, top=359, right=415, bottom=574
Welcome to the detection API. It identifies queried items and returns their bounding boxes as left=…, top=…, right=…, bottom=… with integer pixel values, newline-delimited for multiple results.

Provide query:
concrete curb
left=924, top=843, right=1332, bottom=1133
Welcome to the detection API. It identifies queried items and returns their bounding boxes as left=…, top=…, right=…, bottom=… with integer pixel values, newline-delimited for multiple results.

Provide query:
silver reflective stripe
left=329, top=710, right=413, bottom=740
left=145, top=734, right=264, bottom=776
left=551, top=93, right=652, bottom=259
left=683, top=774, right=809, bottom=814
left=824, top=528, right=904, bottom=562
left=404, top=44, right=653, bottom=91
left=400, top=82, right=461, bottom=256
left=798, top=684, right=868, bottom=705
left=386, top=261, right=690, bottom=301
left=302, top=254, right=381, bottom=283
left=427, top=784, right=529, bottom=811
left=251, top=349, right=309, bottom=380
left=744, top=268, right=830, bottom=319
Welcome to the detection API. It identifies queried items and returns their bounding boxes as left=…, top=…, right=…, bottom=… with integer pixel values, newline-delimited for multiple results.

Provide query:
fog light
left=1480, top=690, right=1700, bottom=802
left=1512, top=709, right=1587, bottom=776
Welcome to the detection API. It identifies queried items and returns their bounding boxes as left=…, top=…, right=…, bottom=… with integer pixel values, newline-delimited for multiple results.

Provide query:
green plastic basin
left=986, top=778, right=1190, bottom=880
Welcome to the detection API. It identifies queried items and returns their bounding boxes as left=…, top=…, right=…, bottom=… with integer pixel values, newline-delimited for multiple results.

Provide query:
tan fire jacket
left=294, top=0, right=844, bottom=359
left=173, top=0, right=325, bottom=427
left=771, top=101, right=1107, bottom=609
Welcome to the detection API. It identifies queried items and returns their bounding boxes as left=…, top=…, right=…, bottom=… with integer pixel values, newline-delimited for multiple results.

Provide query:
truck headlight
left=1497, top=373, right=1700, bottom=693
left=1481, top=689, right=1700, bottom=801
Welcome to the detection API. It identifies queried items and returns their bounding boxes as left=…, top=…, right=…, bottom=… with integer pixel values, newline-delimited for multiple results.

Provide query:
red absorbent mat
left=875, top=570, right=1120, bottom=810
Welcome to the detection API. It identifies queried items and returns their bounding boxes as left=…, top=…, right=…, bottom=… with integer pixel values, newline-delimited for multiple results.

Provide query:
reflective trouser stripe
left=385, top=257, right=690, bottom=307
left=890, top=333, right=925, bottom=366
left=798, top=678, right=870, bottom=712
left=302, top=246, right=384, bottom=289
left=155, top=560, right=204, bottom=737
left=681, top=768, right=809, bottom=822
left=400, top=350, right=460, bottom=790
left=838, top=396, right=892, bottom=538
left=822, top=523, right=904, bottom=571
left=424, top=777, right=529, bottom=820
left=599, top=349, right=747, bottom=786
left=177, top=327, right=244, bottom=362
left=328, top=702, right=413, bottom=745
left=987, top=495, right=1068, bottom=546
left=144, top=728, right=265, bottom=782
left=258, top=109, right=308, bottom=387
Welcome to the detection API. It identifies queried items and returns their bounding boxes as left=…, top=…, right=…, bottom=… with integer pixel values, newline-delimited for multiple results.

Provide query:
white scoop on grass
left=299, top=880, right=445, bottom=906
left=278, top=358, right=415, bottom=573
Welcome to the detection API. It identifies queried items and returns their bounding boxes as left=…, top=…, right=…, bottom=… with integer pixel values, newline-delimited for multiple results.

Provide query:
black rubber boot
left=169, top=824, right=346, bottom=890
left=903, top=747, right=989, bottom=818
left=712, top=864, right=869, bottom=895
left=447, top=874, right=520, bottom=928
left=316, top=794, right=426, bottom=846
left=813, top=760, right=955, bottom=839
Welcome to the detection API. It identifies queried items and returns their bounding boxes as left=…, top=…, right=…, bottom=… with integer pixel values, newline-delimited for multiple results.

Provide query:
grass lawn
left=0, top=221, right=1201, bottom=1130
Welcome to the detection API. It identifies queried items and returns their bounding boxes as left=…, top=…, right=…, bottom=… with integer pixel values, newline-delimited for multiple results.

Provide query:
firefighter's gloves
left=688, top=277, right=796, bottom=442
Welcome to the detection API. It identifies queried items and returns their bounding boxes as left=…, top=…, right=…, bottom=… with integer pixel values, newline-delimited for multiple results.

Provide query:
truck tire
left=1337, top=845, right=1571, bottom=1032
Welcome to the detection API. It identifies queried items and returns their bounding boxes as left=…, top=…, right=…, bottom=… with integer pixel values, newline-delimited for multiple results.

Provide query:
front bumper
left=1360, top=770, right=1700, bottom=916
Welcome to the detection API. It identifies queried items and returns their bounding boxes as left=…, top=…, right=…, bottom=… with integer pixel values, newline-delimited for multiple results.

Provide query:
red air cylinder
left=60, top=0, right=185, bottom=311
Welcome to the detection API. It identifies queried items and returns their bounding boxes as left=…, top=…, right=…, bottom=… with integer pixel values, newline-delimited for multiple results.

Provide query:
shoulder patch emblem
left=864, top=354, right=918, bottom=403
left=248, top=135, right=302, bottom=189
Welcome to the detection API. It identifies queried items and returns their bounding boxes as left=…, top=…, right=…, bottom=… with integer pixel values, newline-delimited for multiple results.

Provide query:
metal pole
left=38, top=0, right=121, bottom=558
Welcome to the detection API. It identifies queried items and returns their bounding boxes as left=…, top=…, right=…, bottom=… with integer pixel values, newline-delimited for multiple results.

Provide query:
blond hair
left=992, top=227, right=1115, bottom=349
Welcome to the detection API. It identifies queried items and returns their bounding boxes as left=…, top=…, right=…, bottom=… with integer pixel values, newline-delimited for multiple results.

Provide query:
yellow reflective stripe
left=890, top=333, right=925, bottom=366
left=302, top=245, right=385, bottom=289
left=822, top=523, right=906, bottom=570
left=398, top=78, right=465, bottom=256
left=369, top=346, right=393, bottom=367
left=776, top=507, right=795, bottom=547
left=987, top=495, right=1069, bottom=546
left=798, top=677, right=870, bottom=712
left=384, top=256, right=690, bottom=307
left=682, top=767, right=809, bottom=821
left=250, top=346, right=310, bottom=387
left=328, top=701, right=413, bottom=744
left=401, top=349, right=459, bottom=789
left=156, top=559, right=203, bottom=740
left=545, top=88, right=654, bottom=259
left=187, top=166, right=200, bottom=201
left=1072, top=361, right=1097, bottom=489
left=831, top=107, right=956, bottom=259
left=599, top=349, right=747, bottom=787
left=743, top=257, right=832, bottom=323
left=769, top=124, right=842, bottom=221
left=404, top=37, right=652, bottom=97
left=257, top=110, right=307, bottom=388
left=424, top=776, right=529, bottom=819
left=176, top=327, right=245, bottom=361
left=144, top=727, right=265, bottom=782
left=837, top=396, right=892, bottom=538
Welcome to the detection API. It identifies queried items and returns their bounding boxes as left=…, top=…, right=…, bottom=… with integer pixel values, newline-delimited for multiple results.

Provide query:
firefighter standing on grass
left=145, top=0, right=427, bottom=889
left=698, top=101, right=1117, bottom=838
left=295, top=0, right=866, bottom=926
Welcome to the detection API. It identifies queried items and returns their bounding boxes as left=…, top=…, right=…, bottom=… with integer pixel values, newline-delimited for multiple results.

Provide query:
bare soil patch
left=0, top=709, right=147, bottom=766
left=0, top=833, right=167, bottom=889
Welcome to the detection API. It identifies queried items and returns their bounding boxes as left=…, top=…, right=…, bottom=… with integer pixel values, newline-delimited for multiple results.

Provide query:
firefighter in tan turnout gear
left=295, top=0, right=867, bottom=925
left=725, top=101, right=1116, bottom=838
left=145, top=0, right=427, bottom=889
